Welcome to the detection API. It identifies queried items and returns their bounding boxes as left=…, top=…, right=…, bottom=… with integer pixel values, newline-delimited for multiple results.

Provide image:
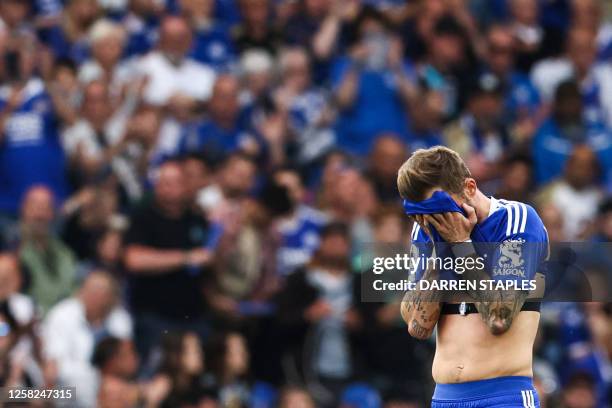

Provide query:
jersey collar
left=488, top=196, right=500, bottom=217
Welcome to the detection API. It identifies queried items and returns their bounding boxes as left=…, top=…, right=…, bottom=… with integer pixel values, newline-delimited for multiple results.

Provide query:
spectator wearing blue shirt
left=38, top=0, right=101, bottom=65
left=273, top=167, right=328, bottom=276
left=276, top=47, right=335, bottom=166
left=332, top=6, right=415, bottom=156
left=0, top=43, right=68, bottom=214
left=404, top=83, right=444, bottom=151
left=121, top=0, right=162, bottom=57
left=418, top=15, right=475, bottom=122
left=557, top=303, right=611, bottom=408
left=533, top=80, right=612, bottom=186
left=484, top=25, right=541, bottom=131
left=178, top=0, right=236, bottom=71
left=179, top=74, right=256, bottom=164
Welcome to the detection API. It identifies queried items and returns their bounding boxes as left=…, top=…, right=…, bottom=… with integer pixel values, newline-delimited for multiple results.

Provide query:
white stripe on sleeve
left=520, top=203, right=528, bottom=233
left=513, top=203, right=521, bottom=234
left=506, top=205, right=513, bottom=236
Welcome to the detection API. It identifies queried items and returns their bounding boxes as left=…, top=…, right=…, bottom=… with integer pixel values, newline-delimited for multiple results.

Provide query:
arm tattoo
left=400, top=262, right=442, bottom=340
left=456, top=252, right=529, bottom=335
left=474, top=290, right=529, bottom=335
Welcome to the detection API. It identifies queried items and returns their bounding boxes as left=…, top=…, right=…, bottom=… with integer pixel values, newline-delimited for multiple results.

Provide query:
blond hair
left=397, top=146, right=471, bottom=201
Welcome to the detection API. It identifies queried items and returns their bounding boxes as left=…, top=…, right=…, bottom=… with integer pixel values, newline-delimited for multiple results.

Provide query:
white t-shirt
left=138, top=52, right=216, bottom=106
left=549, top=182, right=603, bottom=240
left=42, top=297, right=132, bottom=407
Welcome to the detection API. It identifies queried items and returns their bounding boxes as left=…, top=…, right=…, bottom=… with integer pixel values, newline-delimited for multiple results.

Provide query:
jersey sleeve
left=490, top=203, right=548, bottom=284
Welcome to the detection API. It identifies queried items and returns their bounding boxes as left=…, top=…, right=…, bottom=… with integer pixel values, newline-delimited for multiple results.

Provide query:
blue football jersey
left=410, top=197, right=549, bottom=283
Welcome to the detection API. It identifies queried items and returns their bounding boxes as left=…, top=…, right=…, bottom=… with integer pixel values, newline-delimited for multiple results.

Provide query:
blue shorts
left=432, top=376, right=540, bottom=408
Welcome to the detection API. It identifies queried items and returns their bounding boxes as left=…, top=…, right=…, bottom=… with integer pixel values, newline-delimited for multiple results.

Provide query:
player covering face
left=397, top=146, right=547, bottom=408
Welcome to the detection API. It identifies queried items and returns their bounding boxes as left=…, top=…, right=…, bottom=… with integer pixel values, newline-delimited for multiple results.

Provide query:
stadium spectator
left=179, top=74, right=257, bottom=164
left=179, top=0, right=236, bottom=71
left=443, top=72, right=509, bottom=186
left=77, top=19, right=130, bottom=99
left=494, top=153, right=535, bottom=204
left=206, top=331, right=251, bottom=407
left=0, top=38, right=69, bottom=214
left=508, top=0, right=545, bottom=73
left=138, top=16, right=216, bottom=107
left=182, top=153, right=212, bottom=206
left=538, top=203, right=567, bottom=243
left=61, top=186, right=120, bottom=261
left=0, top=253, right=46, bottom=389
left=273, top=167, right=328, bottom=276
left=531, top=27, right=612, bottom=129
left=61, top=80, right=137, bottom=186
left=238, top=49, right=275, bottom=105
left=17, top=185, right=76, bottom=314
left=536, top=145, right=604, bottom=240
left=404, top=83, right=445, bottom=151
left=0, top=301, right=23, bottom=386
left=532, top=80, right=612, bottom=185
left=0, top=253, right=35, bottom=326
left=124, top=160, right=212, bottom=361
left=560, top=372, right=598, bottom=408
left=42, top=270, right=131, bottom=407
left=121, top=0, right=163, bottom=58
left=39, top=0, right=100, bottom=64
left=233, top=0, right=281, bottom=55
left=92, top=336, right=139, bottom=381
left=198, top=152, right=257, bottom=224
left=419, top=15, right=474, bottom=121
left=332, top=6, right=415, bottom=155
left=276, top=46, right=335, bottom=166
left=149, top=331, right=211, bottom=407
left=483, top=24, right=541, bottom=133
left=277, top=222, right=364, bottom=407
left=366, top=135, right=408, bottom=203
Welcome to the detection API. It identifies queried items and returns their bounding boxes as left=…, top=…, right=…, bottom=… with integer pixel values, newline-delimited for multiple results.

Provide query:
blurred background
left=0, top=0, right=610, bottom=407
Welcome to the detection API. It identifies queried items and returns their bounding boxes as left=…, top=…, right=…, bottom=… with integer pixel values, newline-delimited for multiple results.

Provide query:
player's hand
left=425, top=203, right=477, bottom=242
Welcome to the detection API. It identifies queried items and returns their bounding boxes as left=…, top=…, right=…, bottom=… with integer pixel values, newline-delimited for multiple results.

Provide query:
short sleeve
left=490, top=204, right=548, bottom=283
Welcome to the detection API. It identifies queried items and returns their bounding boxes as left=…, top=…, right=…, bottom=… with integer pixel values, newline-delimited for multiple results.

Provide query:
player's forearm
left=452, top=248, right=527, bottom=335
left=400, top=267, right=441, bottom=339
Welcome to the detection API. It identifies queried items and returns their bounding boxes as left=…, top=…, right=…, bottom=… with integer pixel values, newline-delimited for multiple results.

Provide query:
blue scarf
left=402, top=191, right=486, bottom=242
left=402, top=191, right=463, bottom=215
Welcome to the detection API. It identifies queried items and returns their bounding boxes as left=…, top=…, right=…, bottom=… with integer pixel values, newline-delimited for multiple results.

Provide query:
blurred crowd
left=0, top=0, right=611, bottom=407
